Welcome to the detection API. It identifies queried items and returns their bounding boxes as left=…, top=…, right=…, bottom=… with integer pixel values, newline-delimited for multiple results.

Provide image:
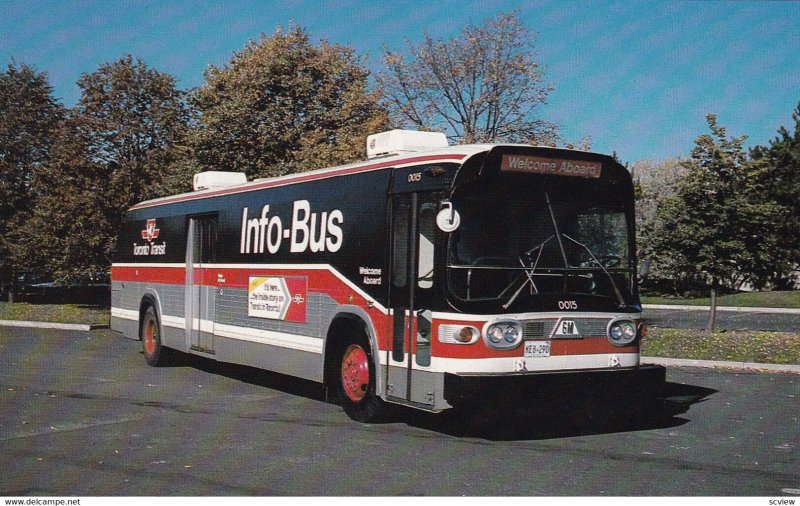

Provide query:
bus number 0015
left=558, top=300, right=578, bottom=310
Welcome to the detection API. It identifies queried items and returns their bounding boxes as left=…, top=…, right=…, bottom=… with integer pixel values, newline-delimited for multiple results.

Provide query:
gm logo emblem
left=554, top=320, right=580, bottom=337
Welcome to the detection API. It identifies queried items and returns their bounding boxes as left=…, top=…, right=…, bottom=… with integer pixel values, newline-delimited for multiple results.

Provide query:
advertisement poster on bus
left=247, top=276, right=307, bottom=323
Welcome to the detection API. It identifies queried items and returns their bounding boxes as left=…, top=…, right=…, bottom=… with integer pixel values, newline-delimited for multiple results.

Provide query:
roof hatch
left=366, top=129, right=449, bottom=159
left=193, top=171, right=247, bottom=191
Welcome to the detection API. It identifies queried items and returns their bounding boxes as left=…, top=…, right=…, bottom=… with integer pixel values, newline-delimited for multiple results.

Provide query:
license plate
left=524, top=340, right=550, bottom=358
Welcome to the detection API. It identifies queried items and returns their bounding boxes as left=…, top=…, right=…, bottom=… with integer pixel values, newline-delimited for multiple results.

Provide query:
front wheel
left=337, top=339, right=386, bottom=423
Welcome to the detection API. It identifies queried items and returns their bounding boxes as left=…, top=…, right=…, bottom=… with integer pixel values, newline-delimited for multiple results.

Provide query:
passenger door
left=387, top=192, right=437, bottom=405
left=185, top=215, right=218, bottom=355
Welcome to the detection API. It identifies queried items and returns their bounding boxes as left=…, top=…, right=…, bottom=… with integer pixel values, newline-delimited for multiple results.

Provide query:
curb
left=643, top=304, right=800, bottom=315
left=642, top=356, right=800, bottom=374
left=0, top=320, right=109, bottom=332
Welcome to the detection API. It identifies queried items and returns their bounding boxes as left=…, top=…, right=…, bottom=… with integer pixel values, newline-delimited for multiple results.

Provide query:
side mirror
left=639, top=258, right=651, bottom=277
left=436, top=201, right=460, bottom=232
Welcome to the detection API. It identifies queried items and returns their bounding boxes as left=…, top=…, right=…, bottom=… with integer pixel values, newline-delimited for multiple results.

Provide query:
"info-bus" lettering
left=240, top=200, right=344, bottom=255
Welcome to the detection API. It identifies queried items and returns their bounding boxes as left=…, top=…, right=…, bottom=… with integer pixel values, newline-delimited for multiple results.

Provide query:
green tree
left=7, top=113, right=111, bottom=282
left=10, top=56, right=191, bottom=283
left=648, top=115, right=779, bottom=330
left=750, top=102, right=800, bottom=289
left=378, top=11, right=558, bottom=145
left=190, top=25, right=388, bottom=179
left=0, top=62, right=64, bottom=299
left=632, top=158, right=688, bottom=290
left=75, top=55, right=192, bottom=209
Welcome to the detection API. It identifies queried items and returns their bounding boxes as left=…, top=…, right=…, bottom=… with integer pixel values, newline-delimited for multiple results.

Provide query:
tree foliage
left=9, top=56, right=190, bottom=282
left=749, top=102, right=800, bottom=289
left=0, top=62, right=63, bottom=287
left=7, top=113, right=111, bottom=282
left=190, top=25, right=388, bottom=179
left=378, top=11, right=558, bottom=145
left=643, top=115, right=783, bottom=293
left=74, top=55, right=192, bottom=207
left=633, top=158, right=687, bottom=286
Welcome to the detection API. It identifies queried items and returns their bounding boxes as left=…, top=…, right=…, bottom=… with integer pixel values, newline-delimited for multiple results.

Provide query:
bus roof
left=128, top=142, right=606, bottom=211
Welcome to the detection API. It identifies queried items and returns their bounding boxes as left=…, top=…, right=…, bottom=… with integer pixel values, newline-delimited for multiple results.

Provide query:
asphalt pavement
left=0, top=327, right=798, bottom=496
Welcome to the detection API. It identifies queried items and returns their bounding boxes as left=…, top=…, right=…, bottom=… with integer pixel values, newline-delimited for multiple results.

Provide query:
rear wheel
left=337, top=338, right=386, bottom=422
left=141, top=306, right=171, bottom=366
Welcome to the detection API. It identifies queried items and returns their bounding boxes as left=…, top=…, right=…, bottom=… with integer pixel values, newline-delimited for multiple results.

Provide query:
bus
left=111, top=129, right=664, bottom=422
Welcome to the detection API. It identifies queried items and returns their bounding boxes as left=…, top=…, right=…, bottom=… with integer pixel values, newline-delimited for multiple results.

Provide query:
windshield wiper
left=500, top=235, right=553, bottom=309
left=546, top=193, right=570, bottom=268
left=502, top=192, right=628, bottom=309
left=560, top=233, right=626, bottom=308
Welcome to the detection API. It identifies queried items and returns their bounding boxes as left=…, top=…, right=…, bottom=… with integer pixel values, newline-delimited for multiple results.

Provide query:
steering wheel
left=597, top=255, right=621, bottom=268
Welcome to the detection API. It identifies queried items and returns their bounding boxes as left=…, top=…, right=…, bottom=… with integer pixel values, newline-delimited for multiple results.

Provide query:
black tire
left=141, top=306, right=171, bottom=366
left=336, top=336, right=386, bottom=423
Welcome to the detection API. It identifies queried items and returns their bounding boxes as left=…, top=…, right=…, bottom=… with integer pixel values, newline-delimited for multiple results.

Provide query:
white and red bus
left=111, top=130, right=664, bottom=422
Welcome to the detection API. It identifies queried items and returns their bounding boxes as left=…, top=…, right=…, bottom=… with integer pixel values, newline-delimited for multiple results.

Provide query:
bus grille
left=522, top=319, right=558, bottom=339
left=523, top=318, right=609, bottom=339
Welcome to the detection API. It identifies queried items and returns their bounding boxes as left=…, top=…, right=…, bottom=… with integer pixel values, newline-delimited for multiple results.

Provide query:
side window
left=192, top=216, right=218, bottom=264
left=392, top=199, right=410, bottom=288
left=417, top=203, right=436, bottom=289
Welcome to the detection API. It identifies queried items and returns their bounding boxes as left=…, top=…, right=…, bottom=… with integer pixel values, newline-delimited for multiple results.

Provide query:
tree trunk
left=706, top=284, right=717, bottom=333
left=8, top=267, right=15, bottom=303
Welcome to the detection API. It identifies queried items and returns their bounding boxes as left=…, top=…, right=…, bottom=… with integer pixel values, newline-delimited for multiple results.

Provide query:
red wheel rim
left=341, top=344, right=370, bottom=402
left=144, top=319, right=157, bottom=356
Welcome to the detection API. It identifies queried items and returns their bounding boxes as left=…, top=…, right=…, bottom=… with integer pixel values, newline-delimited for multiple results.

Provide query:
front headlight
left=484, top=321, right=523, bottom=349
left=488, top=326, right=504, bottom=344
left=503, top=326, right=519, bottom=343
left=608, top=320, right=637, bottom=346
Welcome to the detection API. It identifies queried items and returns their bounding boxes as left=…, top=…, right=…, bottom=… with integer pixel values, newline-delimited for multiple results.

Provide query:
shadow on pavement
left=399, top=380, right=717, bottom=441
left=159, top=352, right=328, bottom=403
left=157, top=351, right=716, bottom=441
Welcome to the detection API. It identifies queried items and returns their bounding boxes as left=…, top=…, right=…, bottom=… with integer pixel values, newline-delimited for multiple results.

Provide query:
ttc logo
left=141, top=219, right=160, bottom=242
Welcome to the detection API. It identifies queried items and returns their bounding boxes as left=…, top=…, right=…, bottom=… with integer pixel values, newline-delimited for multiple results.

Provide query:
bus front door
left=388, top=192, right=436, bottom=406
left=185, top=215, right=217, bottom=355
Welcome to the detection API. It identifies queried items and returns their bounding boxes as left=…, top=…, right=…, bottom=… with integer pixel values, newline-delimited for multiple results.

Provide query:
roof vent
left=193, top=171, right=247, bottom=191
left=366, top=129, right=449, bottom=159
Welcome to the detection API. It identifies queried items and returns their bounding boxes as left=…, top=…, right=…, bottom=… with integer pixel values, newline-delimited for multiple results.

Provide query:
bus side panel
left=113, top=168, right=397, bottom=385
left=111, top=210, right=188, bottom=345
left=110, top=269, right=188, bottom=349
left=206, top=277, right=386, bottom=384
left=214, top=337, right=323, bottom=383
left=110, top=279, right=136, bottom=338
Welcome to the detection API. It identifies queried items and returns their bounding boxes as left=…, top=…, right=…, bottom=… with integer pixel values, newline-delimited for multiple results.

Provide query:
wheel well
left=137, top=295, right=158, bottom=341
left=324, top=315, right=370, bottom=389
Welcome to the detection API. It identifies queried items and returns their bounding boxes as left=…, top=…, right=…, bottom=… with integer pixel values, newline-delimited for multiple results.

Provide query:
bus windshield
left=447, top=174, right=637, bottom=312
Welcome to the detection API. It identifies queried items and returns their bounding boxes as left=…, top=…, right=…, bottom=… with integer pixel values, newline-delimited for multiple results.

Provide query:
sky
left=2, top=0, right=799, bottom=163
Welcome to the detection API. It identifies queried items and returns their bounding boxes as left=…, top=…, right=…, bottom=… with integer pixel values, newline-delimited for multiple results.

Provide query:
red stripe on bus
left=112, top=265, right=186, bottom=285
left=112, top=264, right=373, bottom=306
left=431, top=337, right=637, bottom=359
left=112, top=264, right=637, bottom=359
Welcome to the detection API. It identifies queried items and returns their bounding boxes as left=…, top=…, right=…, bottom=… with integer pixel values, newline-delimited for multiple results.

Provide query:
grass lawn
left=642, top=327, right=800, bottom=365
left=0, top=302, right=109, bottom=325
left=2, top=301, right=797, bottom=366
left=641, top=290, right=800, bottom=309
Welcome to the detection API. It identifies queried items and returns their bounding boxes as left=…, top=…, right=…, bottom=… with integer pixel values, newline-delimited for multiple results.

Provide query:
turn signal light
left=438, top=324, right=480, bottom=344
left=457, top=327, right=474, bottom=343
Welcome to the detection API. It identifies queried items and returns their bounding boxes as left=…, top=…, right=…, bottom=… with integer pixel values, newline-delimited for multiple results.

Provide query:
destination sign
left=501, top=154, right=602, bottom=178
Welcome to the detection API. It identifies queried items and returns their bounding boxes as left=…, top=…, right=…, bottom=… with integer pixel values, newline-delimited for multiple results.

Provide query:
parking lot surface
left=1, top=327, right=798, bottom=496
